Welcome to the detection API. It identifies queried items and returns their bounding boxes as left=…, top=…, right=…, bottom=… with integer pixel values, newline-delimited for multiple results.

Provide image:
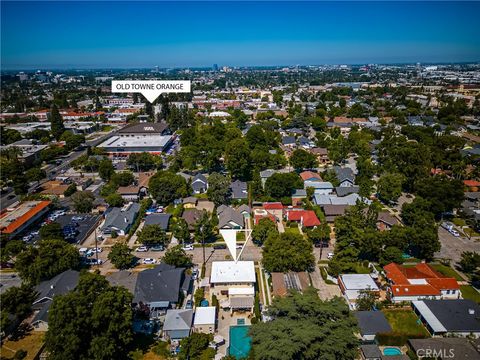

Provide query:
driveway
left=435, top=227, right=480, bottom=264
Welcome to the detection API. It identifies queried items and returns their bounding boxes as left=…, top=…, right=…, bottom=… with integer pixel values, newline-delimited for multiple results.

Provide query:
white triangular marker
left=219, top=229, right=238, bottom=262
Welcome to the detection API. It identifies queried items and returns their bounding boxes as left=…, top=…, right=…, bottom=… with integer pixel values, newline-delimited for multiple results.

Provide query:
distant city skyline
left=1, top=1, right=480, bottom=70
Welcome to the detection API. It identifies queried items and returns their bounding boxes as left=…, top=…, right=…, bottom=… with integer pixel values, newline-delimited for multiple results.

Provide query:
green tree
left=111, top=171, right=135, bottom=187
left=193, top=288, right=205, bottom=307
left=178, top=333, right=214, bottom=360
left=262, top=232, right=314, bottom=273
left=172, top=218, right=191, bottom=245
left=377, top=173, right=405, bottom=203
left=98, top=159, right=115, bottom=181
left=194, top=212, right=214, bottom=244
left=71, top=191, right=95, bottom=213
left=380, top=246, right=404, bottom=266
left=63, top=183, right=77, bottom=197
left=45, top=272, right=133, bottom=360
left=26, top=167, right=46, bottom=184
left=162, top=245, right=193, bottom=268
left=137, top=224, right=168, bottom=246
left=457, top=251, right=480, bottom=274
left=249, top=289, right=359, bottom=360
left=251, top=218, right=278, bottom=246
left=355, top=289, right=379, bottom=311
left=306, top=222, right=330, bottom=246
left=0, top=284, right=36, bottom=331
left=207, top=172, right=231, bottom=206
left=265, top=173, right=303, bottom=200
left=105, top=193, right=125, bottom=207
left=225, top=138, right=251, bottom=180
left=290, top=149, right=318, bottom=170
left=49, top=104, right=65, bottom=140
left=15, top=239, right=80, bottom=284
left=127, top=153, right=160, bottom=172
left=60, top=131, right=85, bottom=151
left=39, top=222, right=63, bottom=240
left=149, top=171, right=189, bottom=205
left=108, top=243, right=135, bottom=270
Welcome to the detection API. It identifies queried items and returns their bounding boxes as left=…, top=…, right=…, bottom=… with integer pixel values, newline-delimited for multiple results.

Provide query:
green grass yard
left=382, top=309, right=430, bottom=338
left=429, top=263, right=464, bottom=281
left=461, top=285, right=480, bottom=303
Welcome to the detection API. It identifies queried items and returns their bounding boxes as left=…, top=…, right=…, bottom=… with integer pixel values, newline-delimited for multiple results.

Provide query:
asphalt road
left=435, top=227, right=480, bottom=263
left=0, top=273, right=22, bottom=294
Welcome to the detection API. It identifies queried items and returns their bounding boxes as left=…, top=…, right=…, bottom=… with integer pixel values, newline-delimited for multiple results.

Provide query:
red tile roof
left=286, top=210, right=321, bottom=227
left=384, top=263, right=459, bottom=297
left=464, top=180, right=480, bottom=187
left=263, top=202, right=284, bottom=210
left=299, top=171, right=322, bottom=182
left=0, top=201, right=51, bottom=234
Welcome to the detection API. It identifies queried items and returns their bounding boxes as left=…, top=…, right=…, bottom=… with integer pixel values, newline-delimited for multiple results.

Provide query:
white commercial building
left=97, top=135, right=173, bottom=157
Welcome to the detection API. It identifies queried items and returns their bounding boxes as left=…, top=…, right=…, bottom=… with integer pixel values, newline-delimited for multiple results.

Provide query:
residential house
left=182, top=209, right=203, bottom=230
left=314, top=193, right=361, bottom=206
left=237, top=204, right=251, bottom=217
left=106, top=270, right=138, bottom=294
left=144, top=213, right=171, bottom=231
left=193, top=306, right=216, bottom=334
left=191, top=174, right=208, bottom=194
left=117, top=172, right=154, bottom=201
left=360, top=345, right=383, bottom=360
left=299, top=171, right=322, bottom=182
left=333, top=166, right=356, bottom=187
left=230, top=180, right=248, bottom=200
left=196, top=200, right=215, bottom=213
left=376, top=212, right=400, bottom=231
left=183, top=197, right=198, bottom=209
left=408, top=338, right=480, bottom=359
left=309, top=147, right=330, bottom=166
left=384, top=263, right=460, bottom=303
left=322, top=204, right=349, bottom=223
left=259, top=169, right=275, bottom=188
left=291, top=189, right=307, bottom=206
left=263, top=202, right=284, bottom=221
left=354, top=311, right=392, bottom=343
left=338, top=274, right=380, bottom=309
left=101, top=202, right=140, bottom=236
left=304, top=181, right=334, bottom=195
left=271, top=272, right=310, bottom=298
left=285, top=209, right=321, bottom=228
left=282, top=136, right=296, bottom=147
left=32, top=270, right=80, bottom=331
left=133, top=263, right=189, bottom=317
left=335, top=186, right=360, bottom=197
left=217, top=206, right=244, bottom=229
left=412, top=299, right=480, bottom=338
left=163, top=309, right=193, bottom=340
left=210, top=261, right=256, bottom=312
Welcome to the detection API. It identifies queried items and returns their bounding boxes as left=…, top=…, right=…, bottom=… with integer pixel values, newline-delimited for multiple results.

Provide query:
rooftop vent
left=469, top=309, right=475, bottom=315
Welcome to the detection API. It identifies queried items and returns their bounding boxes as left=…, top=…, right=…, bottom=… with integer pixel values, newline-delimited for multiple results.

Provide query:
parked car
left=151, top=245, right=164, bottom=251
left=185, top=300, right=193, bottom=309
left=327, top=252, right=334, bottom=260
left=441, top=222, right=454, bottom=231
left=182, top=244, right=194, bottom=251
left=72, top=216, right=84, bottom=221
left=90, top=247, right=103, bottom=253
left=192, top=269, right=199, bottom=280
left=449, top=229, right=460, bottom=237
left=22, top=235, right=33, bottom=242
left=213, top=244, right=226, bottom=250
left=136, top=246, right=149, bottom=252
left=142, top=258, right=156, bottom=265
left=236, top=244, right=243, bottom=249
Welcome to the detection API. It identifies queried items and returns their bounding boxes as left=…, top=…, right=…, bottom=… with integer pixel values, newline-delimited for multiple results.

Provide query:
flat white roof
left=98, top=135, right=172, bottom=148
left=340, top=274, right=379, bottom=291
left=193, top=306, right=216, bottom=326
left=210, top=261, right=256, bottom=284
left=228, top=286, right=255, bottom=296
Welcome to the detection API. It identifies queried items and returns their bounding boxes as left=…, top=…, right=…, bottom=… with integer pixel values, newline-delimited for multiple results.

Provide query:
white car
left=236, top=244, right=243, bottom=249
left=136, top=246, right=149, bottom=252
left=450, top=229, right=460, bottom=237
left=182, top=244, right=194, bottom=251
left=327, top=252, right=334, bottom=260
left=142, top=258, right=156, bottom=265
left=22, top=235, right=33, bottom=242
left=90, top=247, right=103, bottom=253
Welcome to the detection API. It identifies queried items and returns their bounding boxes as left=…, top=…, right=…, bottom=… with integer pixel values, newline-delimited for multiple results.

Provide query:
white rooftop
left=228, top=286, right=255, bottom=296
left=210, top=261, right=256, bottom=284
left=340, top=274, right=379, bottom=291
left=193, top=306, right=216, bottom=326
left=98, top=135, right=172, bottom=148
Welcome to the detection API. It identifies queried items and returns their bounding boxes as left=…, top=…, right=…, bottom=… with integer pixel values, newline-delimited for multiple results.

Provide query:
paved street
left=0, top=273, right=22, bottom=294
left=435, top=227, right=480, bottom=263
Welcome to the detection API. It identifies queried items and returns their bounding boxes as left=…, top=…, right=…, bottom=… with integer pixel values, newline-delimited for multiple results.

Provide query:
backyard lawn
left=382, top=309, right=430, bottom=337
left=461, top=285, right=480, bottom=303
left=429, top=263, right=464, bottom=281
left=0, top=330, right=45, bottom=360
left=284, top=226, right=301, bottom=235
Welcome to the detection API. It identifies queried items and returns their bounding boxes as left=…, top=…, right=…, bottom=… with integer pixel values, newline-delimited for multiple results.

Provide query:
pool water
left=228, top=325, right=251, bottom=359
left=383, top=347, right=402, bottom=356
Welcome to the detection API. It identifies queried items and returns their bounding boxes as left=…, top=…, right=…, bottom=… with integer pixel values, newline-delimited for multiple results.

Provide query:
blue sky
left=1, top=1, right=480, bottom=69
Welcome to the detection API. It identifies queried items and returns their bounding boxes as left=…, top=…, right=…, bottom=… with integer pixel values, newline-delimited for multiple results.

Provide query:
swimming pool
left=383, top=347, right=402, bottom=356
left=228, top=325, right=251, bottom=359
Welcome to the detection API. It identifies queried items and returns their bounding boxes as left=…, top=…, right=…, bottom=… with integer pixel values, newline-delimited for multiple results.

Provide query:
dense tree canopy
left=137, top=224, right=168, bottom=246
left=45, top=272, right=133, bottom=360
left=163, top=245, right=193, bottom=268
left=249, top=289, right=359, bottom=360
left=290, top=149, right=318, bottom=170
left=265, top=173, right=303, bottom=200
left=108, top=243, right=135, bottom=270
left=149, top=171, right=189, bottom=205
left=207, top=172, right=231, bottom=206
left=251, top=218, right=278, bottom=246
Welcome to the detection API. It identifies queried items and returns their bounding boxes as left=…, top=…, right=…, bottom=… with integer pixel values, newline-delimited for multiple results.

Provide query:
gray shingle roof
left=144, top=213, right=171, bottom=230
left=354, top=311, right=392, bottom=336
left=420, top=299, right=480, bottom=333
left=230, top=180, right=248, bottom=199
left=102, top=203, right=140, bottom=233
left=335, top=186, right=359, bottom=197
left=133, top=263, right=184, bottom=304
left=333, top=166, right=355, bottom=183
left=34, top=270, right=80, bottom=303
left=218, top=207, right=244, bottom=229
left=163, top=309, right=193, bottom=331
